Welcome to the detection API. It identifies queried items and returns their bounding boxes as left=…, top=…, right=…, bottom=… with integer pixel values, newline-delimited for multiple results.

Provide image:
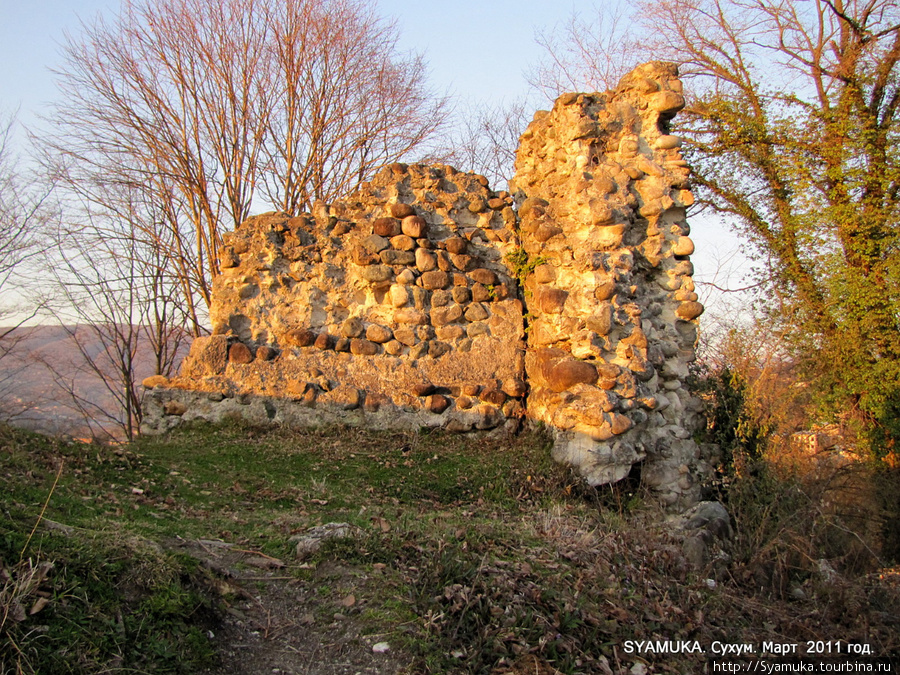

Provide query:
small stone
left=464, top=303, right=489, bottom=322
left=471, top=284, right=491, bottom=302
left=256, top=345, right=278, bottom=361
left=415, top=248, right=436, bottom=272
left=372, top=642, right=390, bottom=654
left=449, top=253, right=472, bottom=271
left=396, top=268, right=416, bottom=284
left=341, top=318, right=364, bottom=338
left=594, top=280, right=617, bottom=300
left=334, top=337, right=350, bottom=352
left=467, top=196, right=486, bottom=213
left=610, top=413, right=634, bottom=435
left=351, top=247, right=378, bottom=265
left=501, top=378, right=527, bottom=398
left=451, top=286, right=471, bottom=304
left=456, top=395, right=474, bottom=410
left=393, top=327, right=417, bottom=346
left=350, top=338, right=378, bottom=356
left=420, top=270, right=449, bottom=290
left=487, top=197, right=506, bottom=209
left=389, top=203, right=415, bottom=219
left=430, top=289, right=451, bottom=307
left=535, top=224, right=563, bottom=242
left=427, top=394, right=450, bottom=413
left=142, top=375, right=169, bottom=389
left=469, top=268, right=497, bottom=286
left=436, top=325, right=466, bottom=340
left=409, top=342, right=429, bottom=360
left=428, top=341, right=450, bottom=358
left=435, top=250, right=451, bottom=271
left=384, top=340, right=403, bottom=355
left=314, top=333, right=333, bottom=350
left=373, top=217, right=400, bottom=237
left=480, top=388, right=506, bottom=405
left=537, top=287, right=568, bottom=314
left=586, top=304, right=614, bottom=335
left=284, top=328, right=317, bottom=347
left=444, top=236, right=467, bottom=254
left=360, top=234, right=391, bottom=253
left=228, top=342, right=254, bottom=364
left=655, top=134, right=682, bottom=150
left=380, top=249, right=416, bottom=266
left=360, top=265, right=393, bottom=282
left=676, top=301, right=704, bottom=320
left=413, top=383, right=435, bottom=397
left=402, top=215, right=427, bottom=238
left=462, top=383, right=481, bottom=396
left=366, top=325, right=393, bottom=343
left=390, top=285, right=409, bottom=307
left=673, top=236, right=695, bottom=257
left=393, top=308, right=429, bottom=325
left=390, top=234, right=416, bottom=251
left=546, top=359, right=598, bottom=392
left=432, top=304, right=463, bottom=326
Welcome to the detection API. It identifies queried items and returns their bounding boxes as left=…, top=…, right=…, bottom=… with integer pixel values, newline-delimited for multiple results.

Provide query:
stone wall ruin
left=142, top=61, right=717, bottom=509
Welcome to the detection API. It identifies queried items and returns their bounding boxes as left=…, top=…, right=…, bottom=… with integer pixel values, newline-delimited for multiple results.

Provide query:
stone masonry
left=142, top=61, right=715, bottom=508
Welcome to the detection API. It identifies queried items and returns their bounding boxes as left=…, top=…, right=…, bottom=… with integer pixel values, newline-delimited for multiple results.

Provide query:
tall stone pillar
left=513, top=62, right=712, bottom=507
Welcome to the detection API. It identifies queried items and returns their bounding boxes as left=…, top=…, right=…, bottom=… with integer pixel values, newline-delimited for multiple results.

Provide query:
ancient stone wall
left=512, top=61, right=711, bottom=507
left=142, top=61, right=716, bottom=508
left=144, top=164, right=528, bottom=435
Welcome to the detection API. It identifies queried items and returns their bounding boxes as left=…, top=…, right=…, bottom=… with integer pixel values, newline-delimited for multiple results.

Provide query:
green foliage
left=504, top=247, right=547, bottom=284
left=669, top=2, right=900, bottom=455
left=691, top=364, right=766, bottom=478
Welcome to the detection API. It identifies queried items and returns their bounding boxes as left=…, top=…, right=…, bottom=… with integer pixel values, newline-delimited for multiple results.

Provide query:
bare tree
left=526, top=3, right=645, bottom=98
left=40, top=188, right=191, bottom=441
left=41, top=0, right=449, bottom=334
left=0, top=112, right=56, bottom=423
left=438, top=99, right=532, bottom=189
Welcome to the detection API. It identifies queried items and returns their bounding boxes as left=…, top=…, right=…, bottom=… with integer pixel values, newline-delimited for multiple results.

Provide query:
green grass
left=2, top=420, right=899, bottom=674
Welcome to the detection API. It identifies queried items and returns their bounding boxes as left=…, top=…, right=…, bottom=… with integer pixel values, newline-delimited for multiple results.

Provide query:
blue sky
left=0, top=0, right=577, bottom=130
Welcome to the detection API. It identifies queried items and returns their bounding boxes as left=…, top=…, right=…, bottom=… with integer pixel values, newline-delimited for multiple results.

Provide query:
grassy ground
left=1, top=421, right=898, bottom=674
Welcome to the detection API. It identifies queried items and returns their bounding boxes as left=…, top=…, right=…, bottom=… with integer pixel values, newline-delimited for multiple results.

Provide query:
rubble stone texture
left=511, top=61, right=712, bottom=506
left=143, top=61, right=714, bottom=508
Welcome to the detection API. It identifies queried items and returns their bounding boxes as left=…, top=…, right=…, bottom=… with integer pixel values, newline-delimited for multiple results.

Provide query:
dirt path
left=172, top=539, right=405, bottom=675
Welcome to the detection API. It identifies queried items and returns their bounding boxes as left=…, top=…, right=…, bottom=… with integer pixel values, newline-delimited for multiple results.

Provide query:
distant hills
left=0, top=325, right=189, bottom=440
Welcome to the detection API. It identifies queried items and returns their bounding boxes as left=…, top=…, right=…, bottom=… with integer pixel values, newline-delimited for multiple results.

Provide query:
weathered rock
left=546, top=359, right=598, bottom=392
left=143, top=375, right=169, bottom=389
left=389, top=203, right=415, bottom=219
left=469, top=268, right=498, bottom=286
left=341, top=318, right=364, bottom=338
left=229, top=342, right=254, bottom=364
left=420, top=270, right=449, bottom=290
left=373, top=217, right=400, bottom=237
left=426, top=394, right=450, bottom=413
left=365, top=325, right=393, bottom=343
left=350, top=338, right=378, bottom=356
left=293, top=522, right=358, bottom=560
left=360, top=265, right=393, bottom=282
left=285, top=328, right=317, bottom=347
left=401, top=215, right=427, bottom=238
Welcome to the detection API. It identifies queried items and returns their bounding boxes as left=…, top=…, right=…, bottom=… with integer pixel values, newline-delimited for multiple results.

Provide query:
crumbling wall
left=512, top=61, right=712, bottom=507
left=143, top=163, right=527, bottom=435
left=142, top=61, right=715, bottom=508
